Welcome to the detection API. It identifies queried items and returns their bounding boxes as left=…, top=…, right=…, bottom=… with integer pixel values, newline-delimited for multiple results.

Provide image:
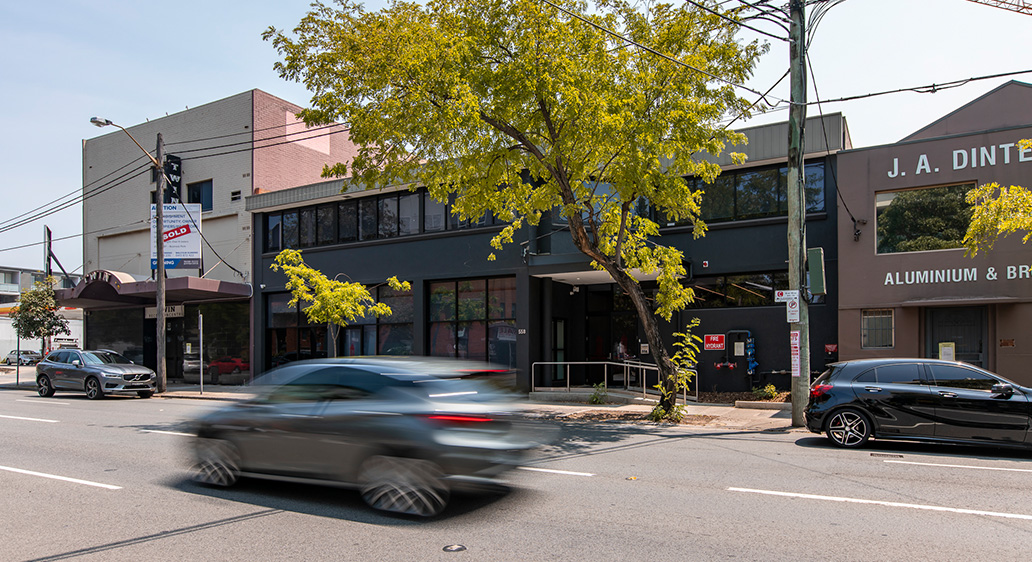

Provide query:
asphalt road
left=3, top=389, right=1032, bottom=561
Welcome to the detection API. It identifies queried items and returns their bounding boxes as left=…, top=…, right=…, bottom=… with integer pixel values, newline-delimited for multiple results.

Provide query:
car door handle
left=863, top=386, right=882, bottom=392
left=938, top=391, right=958, bottom=398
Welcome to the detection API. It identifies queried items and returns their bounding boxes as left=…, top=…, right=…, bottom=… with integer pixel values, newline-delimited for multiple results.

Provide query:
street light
left=90, top=117, right=168, bottom=393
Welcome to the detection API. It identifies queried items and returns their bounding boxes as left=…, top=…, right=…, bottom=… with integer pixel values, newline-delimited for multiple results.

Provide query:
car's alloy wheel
left=193, top=439, right=241, bottom=487
left=37, top=375, right=55, bottom=397
left=826, top=408, right=871, bottom=448
left=85, top=377, right=104, bottom=400
left=358, top=455, right=449, bottom=517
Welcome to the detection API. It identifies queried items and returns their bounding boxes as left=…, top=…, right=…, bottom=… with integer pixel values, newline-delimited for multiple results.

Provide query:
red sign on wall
left=704, top=334, right=725, bottom=351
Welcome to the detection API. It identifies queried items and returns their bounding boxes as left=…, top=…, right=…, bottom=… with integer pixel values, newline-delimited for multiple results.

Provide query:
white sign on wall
left=150, top=203, right=202, bottom=269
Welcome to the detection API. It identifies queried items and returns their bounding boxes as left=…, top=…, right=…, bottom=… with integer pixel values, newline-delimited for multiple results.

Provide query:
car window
left=50, top=351, right=71, bottom=363
left=878, top=364, right=925, bottom=384
left=262, top=367, right=388, bottom=403
left=928, top=364, right=998, bottom=392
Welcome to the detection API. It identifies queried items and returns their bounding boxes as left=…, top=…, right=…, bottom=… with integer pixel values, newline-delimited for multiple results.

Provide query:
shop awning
left=55, top=269, right=252, bottom=310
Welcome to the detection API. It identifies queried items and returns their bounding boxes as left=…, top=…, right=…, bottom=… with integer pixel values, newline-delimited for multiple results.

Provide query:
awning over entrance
left=55, top=269, right=252, bottom=309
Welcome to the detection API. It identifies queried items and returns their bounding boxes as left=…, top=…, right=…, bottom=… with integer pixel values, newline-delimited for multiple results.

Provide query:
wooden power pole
left=788, top=0, right=810, bottom=426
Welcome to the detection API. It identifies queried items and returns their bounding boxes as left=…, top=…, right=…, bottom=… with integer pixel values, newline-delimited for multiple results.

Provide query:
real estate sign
left=150, top=203, right=202, bottom=269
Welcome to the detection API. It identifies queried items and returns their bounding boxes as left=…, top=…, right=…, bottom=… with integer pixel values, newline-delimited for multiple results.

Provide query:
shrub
left=752, top=383, right=779, bottom=401
left=589, top=382, right=608, bottom=404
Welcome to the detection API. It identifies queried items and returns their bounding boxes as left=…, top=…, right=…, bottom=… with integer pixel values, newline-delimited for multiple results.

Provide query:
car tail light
left=427, top=414, right=494, bottom=425
left=810, top=383, right=833, bottom=398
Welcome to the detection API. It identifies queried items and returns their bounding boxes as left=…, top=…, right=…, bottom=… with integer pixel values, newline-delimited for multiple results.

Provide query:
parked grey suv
left=36, top=349, right=156, bottom=399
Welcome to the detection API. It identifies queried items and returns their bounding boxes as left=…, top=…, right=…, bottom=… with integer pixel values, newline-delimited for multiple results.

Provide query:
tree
left=10, top=277, right=71, bottom=355
left=270, top=249, right=411, bottom=356
left=964, top=139, right=1032, bottom=256
left=265, top=0, right=766, bottom=410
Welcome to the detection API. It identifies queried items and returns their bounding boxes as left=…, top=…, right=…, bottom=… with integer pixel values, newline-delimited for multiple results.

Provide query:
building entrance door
left=925, top=306, right=987, bottom=367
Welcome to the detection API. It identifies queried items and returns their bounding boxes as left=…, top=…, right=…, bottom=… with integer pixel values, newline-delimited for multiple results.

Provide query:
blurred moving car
left=207, top=356, right=249, bottom=383
left=36, top=349, right=156, bottom=399
left=190, top=357, right=551, bottom=517
left=4, top=350, right=41, bottom=365
left=806, top=358, right=1032, bottom=449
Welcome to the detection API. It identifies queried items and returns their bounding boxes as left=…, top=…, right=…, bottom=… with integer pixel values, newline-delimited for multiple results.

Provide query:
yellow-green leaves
left=270, top=249, right=407, bottom=328
left=963, top=139, right=1032, bottom=257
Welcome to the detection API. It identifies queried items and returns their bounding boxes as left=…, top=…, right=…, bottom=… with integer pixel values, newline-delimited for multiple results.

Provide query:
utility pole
left=787, top=0, right=809, bottom=427
left=155, top=134, right=167, bottom=393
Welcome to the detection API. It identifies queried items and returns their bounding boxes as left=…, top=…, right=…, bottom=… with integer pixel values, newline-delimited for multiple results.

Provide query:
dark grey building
left=248, top=115, right=850, bottom=393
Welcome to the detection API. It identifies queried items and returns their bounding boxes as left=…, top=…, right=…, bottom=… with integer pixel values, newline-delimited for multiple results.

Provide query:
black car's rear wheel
left=85, top=377, right=104, bottom=400
left=825, top=408, right=872, bottom=448
left=37, top=375, right=55, bottom=397
left=358, top=455, right=449, bottom=517
left=193, top=439, right=241, bottom=487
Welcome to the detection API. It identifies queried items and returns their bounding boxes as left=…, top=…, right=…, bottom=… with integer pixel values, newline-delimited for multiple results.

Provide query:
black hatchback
left=806, top=358, right=1031, bottom=449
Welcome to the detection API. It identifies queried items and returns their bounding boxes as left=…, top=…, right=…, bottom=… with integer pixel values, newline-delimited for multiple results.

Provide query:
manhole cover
left=443, top=545, right=467, bottom=552
left=870, top=453, right=903, bottom=458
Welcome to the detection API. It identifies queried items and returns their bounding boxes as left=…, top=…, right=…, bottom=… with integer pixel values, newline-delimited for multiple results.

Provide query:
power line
left=799, top=68, right=1032, bottom=106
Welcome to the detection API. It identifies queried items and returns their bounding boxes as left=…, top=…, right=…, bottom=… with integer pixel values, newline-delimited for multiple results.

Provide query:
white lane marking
left=728, top=487, right=1032, bottom=521
left=518, top=466, right=595, bottom=477
left=140, top=430, right=193, bottom=437
left=0, top=414, right=58, bottom=423
left=0, top=465, right=121, bottom=490
left=16, top=399, right=70, bottom=405
left=885, top=460, right=1032, bottom=473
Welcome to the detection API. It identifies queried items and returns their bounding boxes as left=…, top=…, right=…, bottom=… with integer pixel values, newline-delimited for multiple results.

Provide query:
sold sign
left=163, top=224, right=191, bottom=242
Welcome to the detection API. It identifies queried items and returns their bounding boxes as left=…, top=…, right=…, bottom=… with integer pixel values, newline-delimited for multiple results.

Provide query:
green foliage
left=589, top=382, right=608, bottom=405
left=9, top=277, right=71, bottom=345
left=264, top=0, right=765, bottom=378
left=876, top=184, right=973, bottom=254
left=751, top=383, right=778, bottom=401
left=649, top=319, right=701, bottom=421
left=964, top=140, right=1032, bottom=257
left=269, top=249, right=411, bottom=331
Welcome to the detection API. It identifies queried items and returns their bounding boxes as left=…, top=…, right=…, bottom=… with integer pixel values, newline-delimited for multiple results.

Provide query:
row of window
left=852, top=362, right=999, bottom=393
left=265, top=277, right=517, bottom=368
left=264, top=189, right=502, bottom=253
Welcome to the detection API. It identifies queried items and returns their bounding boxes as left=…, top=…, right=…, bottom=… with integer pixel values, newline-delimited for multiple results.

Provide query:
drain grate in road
left=870, top=453, right=904, bottom=458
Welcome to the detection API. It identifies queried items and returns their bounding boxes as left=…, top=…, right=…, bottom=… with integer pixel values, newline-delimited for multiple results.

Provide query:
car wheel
left=208, top=366, right=220, bottom=385
left=825, top=408, right=872, bottom=448
left=193, top=439, right=240, bottom=487
left=358, top=455, right=449, bottom=517
left=37, top=375, right=56, bottom=397
left=138, top=390, right=154, bottom=399
left=85, top=377, right=104, bottom=400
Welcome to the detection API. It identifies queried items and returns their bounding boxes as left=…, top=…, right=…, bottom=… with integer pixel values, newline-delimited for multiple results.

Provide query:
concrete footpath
left=0, top=365, right=799, bottom=432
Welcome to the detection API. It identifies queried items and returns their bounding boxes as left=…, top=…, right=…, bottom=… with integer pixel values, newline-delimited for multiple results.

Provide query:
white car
left=4, top=350, right=41, bottom=365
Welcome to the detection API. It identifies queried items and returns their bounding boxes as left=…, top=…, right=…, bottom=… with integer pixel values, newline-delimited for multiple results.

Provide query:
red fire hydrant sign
left=704, top=334, right=725, bottom=351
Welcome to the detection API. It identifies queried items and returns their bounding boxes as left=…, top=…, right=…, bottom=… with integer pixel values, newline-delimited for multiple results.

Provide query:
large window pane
left=457, top=321, right=487, bottom=361
left=265, top=214, right=281, bottom=252
left=268, top=293, right=297, bottom=328
left=299, top=208, right=316, bottom=247
left=736, top=169, right=779, bottom=218
left=378, top=284, right=413, bottom=323
left=429, top=322, right=456, bottom=357
left=379, top=196, right=398, bottom=238
left=701, top=175, right=734, bottom=221
left=359, top=198, right=377, bottom=241
left=804, top=163, right=825, bottom=212
left=379, top=324, right=413, bottom=355
left=425, top=194, right=447, bottom=232
left=430, top=282, right=456, bottom=321
left=338, top=201, right=357, bottom=242
left=489, top=320, right=518, bottom=368
left=282, top=211, right=299, bottom=249
left=876, top=183, right=973, bottom=254
left=488, top=277, right=516, bottom=319
left=187, top=180, right=214, bottom=212
left=398, top=193, right=419, bottom=236
left=317, top=204, right=336, bottom=245
left=458, top=280, right=486, bottom=321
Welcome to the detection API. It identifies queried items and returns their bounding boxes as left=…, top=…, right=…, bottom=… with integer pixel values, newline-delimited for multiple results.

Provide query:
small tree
left=10, top=277, right=71, bottom=355
left=270, top=249, right=411, bottom=355
left=964, top=139, right=1032, bottom=256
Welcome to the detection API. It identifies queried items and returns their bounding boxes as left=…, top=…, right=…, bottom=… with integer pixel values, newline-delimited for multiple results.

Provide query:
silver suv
left=36, top=349, right=156, bottom=399
left=4, top=350, right=41, bottom=365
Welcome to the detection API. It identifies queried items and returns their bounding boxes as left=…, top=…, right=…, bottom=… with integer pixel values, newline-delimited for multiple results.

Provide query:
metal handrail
left=531, top=360, right=698, bottom=402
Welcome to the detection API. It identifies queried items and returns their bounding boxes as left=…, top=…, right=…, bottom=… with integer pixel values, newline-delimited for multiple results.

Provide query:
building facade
left=65, top=90, right=358, bottom=381
left=248, top=115, right=849, bottom=393
left=837, top=81, right=1032, bottom=385
left=0, top=267, right=81, bottom=356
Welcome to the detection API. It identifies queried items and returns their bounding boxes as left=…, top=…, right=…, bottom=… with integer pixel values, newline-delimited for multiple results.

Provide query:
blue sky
left=1, top=0, right=1030, bottom=272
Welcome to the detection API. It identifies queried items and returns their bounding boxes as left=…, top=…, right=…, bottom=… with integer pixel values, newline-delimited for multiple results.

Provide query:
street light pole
left=90, top=117, right=167, bottom=393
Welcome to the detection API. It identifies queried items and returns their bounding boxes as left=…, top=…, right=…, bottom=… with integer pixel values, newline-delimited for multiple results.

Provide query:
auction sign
left=150, top=203, right=202, bottom=269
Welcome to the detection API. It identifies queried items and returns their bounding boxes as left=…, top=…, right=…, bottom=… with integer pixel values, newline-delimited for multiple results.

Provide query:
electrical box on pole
left=807, top=247, right=826, bottom=296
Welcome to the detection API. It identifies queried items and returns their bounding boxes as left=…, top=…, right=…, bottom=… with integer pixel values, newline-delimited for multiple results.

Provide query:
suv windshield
left=83, top=351, right=133, bottom=365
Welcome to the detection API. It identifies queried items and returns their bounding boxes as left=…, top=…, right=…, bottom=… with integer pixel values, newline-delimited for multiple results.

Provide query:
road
left=3, top=388, right=1032, bottom=561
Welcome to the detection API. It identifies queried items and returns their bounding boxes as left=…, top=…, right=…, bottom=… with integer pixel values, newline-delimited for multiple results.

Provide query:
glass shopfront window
left=428, top=277, right=516, bottom=365
left=875, top=183, right=974, bottom=254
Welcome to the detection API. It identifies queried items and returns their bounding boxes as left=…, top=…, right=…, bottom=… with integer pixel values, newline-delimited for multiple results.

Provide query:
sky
left=0, top=0, right=1030, bottom=273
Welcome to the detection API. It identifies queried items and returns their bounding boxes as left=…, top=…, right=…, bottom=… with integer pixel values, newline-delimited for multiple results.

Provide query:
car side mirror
left=991, top=383, right=1014, bottom=397
left=71, top=360, right=82, bottom=367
